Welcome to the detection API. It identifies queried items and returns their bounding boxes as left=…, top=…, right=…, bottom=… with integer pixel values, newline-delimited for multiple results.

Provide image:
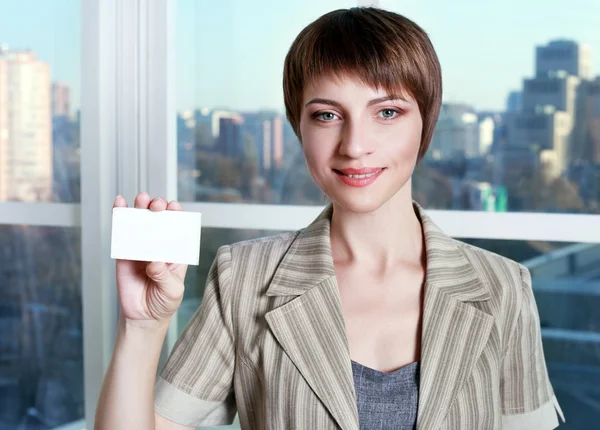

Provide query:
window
left=0, top=1, right=83, bottom=429
left=0, top=0, right=81, bottom=204
left=176, top=0, right=600, bottom=214
left=0, top=226, right=82, bottom=429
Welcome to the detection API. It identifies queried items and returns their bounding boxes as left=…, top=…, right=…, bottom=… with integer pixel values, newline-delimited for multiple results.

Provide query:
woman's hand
left=113, top=192, right=188, bottom=326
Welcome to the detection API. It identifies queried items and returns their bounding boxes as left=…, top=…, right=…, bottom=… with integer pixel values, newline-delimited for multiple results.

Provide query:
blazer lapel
left=414, top=204, right=494, bottom=429
left=266, top=205, right=359, bottom=430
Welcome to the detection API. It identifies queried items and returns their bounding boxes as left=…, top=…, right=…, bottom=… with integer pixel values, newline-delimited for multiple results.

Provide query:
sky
left=1, top=0, right=600, bottom=113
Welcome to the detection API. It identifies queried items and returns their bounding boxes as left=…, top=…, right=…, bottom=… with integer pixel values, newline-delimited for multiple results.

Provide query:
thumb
left=146, top=262, right=180, bottom=294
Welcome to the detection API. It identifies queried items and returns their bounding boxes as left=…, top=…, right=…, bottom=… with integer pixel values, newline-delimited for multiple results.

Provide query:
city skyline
left=2, top=20, right=599, bottom=210
left=1, top=0, right=600, bottom=113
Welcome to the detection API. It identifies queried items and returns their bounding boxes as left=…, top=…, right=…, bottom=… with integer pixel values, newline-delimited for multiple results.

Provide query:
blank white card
left=111, top=207, right=202, bottom=265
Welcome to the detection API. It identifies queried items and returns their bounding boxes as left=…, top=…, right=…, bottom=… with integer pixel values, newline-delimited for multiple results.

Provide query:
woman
left=96, top=7, right=565, bottom=430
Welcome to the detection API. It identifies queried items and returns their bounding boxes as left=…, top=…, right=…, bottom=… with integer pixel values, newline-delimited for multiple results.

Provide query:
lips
left=333, top=167, right=385, bottom=187
left=336, top=167, right=384, bottom=177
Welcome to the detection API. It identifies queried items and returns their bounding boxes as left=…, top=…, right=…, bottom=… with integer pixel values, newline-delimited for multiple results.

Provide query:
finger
left=146, top=262, right=182, bottom=294
left=113, top=195, right=128, bottom=208
left=146, top=262, right=170, bottom=285
left=167, top=200, right=183, bottom=211
left=134, top=192, right=151, bottom=209
left=149, top=197, right=168, bottom=212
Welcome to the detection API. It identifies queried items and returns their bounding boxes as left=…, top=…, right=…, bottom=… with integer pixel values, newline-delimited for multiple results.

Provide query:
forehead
left=302, top=72, right=413, bottom=103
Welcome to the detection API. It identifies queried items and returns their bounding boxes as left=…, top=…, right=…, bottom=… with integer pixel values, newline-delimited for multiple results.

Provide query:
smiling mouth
left=333, top=168, right=385, bottom=178
left=332, top=168, right=386, bottom=188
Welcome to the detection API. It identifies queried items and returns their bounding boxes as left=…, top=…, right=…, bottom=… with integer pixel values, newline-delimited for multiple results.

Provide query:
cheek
left=387, top=117, right=422, bottom=160
left=302, top=140, right=328, bottom=177
left=299, top=130, right=322, bottom=173
left=300, top=122, right=338, bottom=168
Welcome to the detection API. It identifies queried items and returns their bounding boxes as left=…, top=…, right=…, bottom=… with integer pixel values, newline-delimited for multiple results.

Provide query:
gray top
left=351, top=360, right=420, bottom=430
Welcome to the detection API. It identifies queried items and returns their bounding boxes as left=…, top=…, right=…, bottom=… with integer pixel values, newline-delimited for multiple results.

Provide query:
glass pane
left=0, top=0, right=80, bottom=203
left=0, top=226, right=82, bottom=429
left=177, top=0, right=600, bottom=213
left=466, top=238, right=600, bottom=429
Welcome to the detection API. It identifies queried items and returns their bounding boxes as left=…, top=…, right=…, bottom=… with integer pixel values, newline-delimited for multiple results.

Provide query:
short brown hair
left=283, top=7, right=442, bottom=160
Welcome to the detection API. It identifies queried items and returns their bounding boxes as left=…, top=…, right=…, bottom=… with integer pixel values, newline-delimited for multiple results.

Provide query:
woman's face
left=299, top=73, right=423, bottom=213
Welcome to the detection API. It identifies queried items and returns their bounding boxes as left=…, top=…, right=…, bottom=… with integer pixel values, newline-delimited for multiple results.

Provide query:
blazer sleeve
left=154, top=245, right=237, bottom=427
left=500, top=265, right=565, bottom=429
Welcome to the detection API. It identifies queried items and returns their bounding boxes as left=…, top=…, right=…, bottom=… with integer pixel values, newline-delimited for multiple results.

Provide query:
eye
left=378, top=109, right=400, bottom=120
left=313, top=112, right=340, bottom=122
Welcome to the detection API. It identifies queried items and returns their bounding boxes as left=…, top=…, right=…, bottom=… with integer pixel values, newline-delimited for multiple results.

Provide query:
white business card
left=110, top=207, right=202, bottom=265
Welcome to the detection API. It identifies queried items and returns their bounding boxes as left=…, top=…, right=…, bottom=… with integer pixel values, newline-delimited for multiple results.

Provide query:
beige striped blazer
left=154, top=203, right=565, bottom=429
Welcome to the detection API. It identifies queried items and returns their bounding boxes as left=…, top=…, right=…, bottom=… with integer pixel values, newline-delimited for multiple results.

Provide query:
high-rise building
left=478, top=116, right=495, bottom=155
left=176, top=110, right=196, bottom=169
left=492, top=147, right=540, bottom=210
left=511, top=41, right=591, bottom=175
left=242, top=112, right=284, bottom=175
left=505, top=107, right=573, bottom=174
left=536, top=40, right=592, bottom=80
left=522, top=72, right=581, bottom=115
left=572, top=77, right=600, bottom=164
left=209, top=110, right=239, bottom=139
left=51, top=82, right=70, bottom=118
left=272, top=116, right=283, bottom=169
left=0, top=47, right=52, bottom=201
left=429, top=103, right=484, bottom=159
left=589, top=78, right=600, bottom=163
left=193, top=108, right=214, bottom=149
left=506, top=91, right=523, bottom=112
left=217, top=115, right=243, bottom=159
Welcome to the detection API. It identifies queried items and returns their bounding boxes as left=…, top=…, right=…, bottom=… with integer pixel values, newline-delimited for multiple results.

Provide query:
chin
left=327, top=192, right=390, bottom=214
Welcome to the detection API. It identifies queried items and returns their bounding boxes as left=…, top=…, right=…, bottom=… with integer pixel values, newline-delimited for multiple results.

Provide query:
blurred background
left=0, top=0, right=599, bottom=429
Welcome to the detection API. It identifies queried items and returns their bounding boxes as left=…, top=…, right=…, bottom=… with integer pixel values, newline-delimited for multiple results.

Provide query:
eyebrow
left=304, top=95, right=409, bottom=108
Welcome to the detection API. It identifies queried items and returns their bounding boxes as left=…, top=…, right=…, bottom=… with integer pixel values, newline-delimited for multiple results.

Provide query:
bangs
left=299, top=11, right=422, bottom=102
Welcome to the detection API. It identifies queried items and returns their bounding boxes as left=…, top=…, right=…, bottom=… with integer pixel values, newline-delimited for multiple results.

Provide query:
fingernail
left=116, top=195, right=123, bottom=199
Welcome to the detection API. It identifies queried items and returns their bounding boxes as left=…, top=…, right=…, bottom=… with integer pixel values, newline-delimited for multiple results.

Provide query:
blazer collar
left=266, top=202, right=490, bottom=303
left=265, top=202, right=494, bottom=430
left=266, top=204, right=336, bottom=296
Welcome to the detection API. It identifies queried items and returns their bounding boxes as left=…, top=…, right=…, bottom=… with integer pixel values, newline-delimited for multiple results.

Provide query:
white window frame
left=179, top=202, right=600, bottom=243
left=0, top=0, right=599, bottom=428
left=80, top=1, right=120, bottom=429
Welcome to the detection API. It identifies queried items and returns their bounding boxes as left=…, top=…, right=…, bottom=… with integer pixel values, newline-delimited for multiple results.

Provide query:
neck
left=330, top=182, right=424, bottom=269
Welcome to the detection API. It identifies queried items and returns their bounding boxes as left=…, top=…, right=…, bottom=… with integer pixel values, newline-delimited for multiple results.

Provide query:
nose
left=338, top=117, right=375, bottom=158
